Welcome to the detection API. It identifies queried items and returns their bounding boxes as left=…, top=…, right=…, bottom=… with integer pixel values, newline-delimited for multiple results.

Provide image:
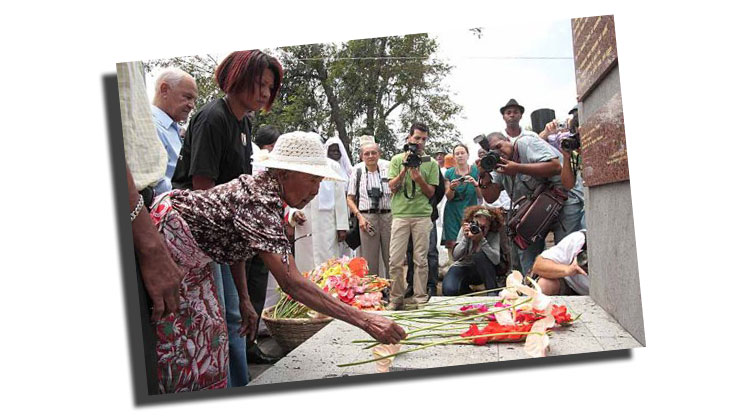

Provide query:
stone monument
left=572, top=15, right=645, bottom=344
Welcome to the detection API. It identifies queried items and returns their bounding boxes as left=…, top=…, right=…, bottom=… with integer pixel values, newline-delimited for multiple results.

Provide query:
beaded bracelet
left=130, top=194, right=145, bottom=222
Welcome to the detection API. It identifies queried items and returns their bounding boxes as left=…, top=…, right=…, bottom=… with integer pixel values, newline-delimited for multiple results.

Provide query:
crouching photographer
left=442, top=206, right=503, bottom=296
left=531, top=229, right=589, bottom=296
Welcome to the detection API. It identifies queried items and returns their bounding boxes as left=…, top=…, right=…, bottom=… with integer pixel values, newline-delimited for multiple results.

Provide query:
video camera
left=473, top=134, right=502, bottom=172
left=403, top=142, right=423, bottom=168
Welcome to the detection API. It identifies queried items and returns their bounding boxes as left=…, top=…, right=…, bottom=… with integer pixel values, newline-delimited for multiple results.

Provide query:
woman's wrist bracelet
left=130, top=194, right=145, bottom=222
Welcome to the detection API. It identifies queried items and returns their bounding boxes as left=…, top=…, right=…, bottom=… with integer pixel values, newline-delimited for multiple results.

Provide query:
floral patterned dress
left=149, top=171, right=291, bottom=393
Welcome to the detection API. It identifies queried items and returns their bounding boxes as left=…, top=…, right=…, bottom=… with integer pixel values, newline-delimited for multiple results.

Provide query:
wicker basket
left=261, top=305, right=333, bottom=353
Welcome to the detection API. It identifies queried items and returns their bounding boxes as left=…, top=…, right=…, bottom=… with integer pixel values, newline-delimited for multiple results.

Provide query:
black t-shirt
left=172, top=98, right=253, bottom=189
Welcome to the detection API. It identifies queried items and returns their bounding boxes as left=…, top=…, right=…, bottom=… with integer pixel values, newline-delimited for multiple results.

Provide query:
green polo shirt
left=388, top=153, right=440, bottom=218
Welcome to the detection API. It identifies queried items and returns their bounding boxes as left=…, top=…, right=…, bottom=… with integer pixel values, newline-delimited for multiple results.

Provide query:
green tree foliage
left=262, top=34, right=462, bottom=159
left=145, top=34, right=463, bottom=161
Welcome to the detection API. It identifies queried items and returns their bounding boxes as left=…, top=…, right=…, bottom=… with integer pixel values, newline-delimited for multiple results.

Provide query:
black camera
left=366, top=187, right=383, bottom=210
left=469, top=221, right=482, bottom=235
left=480, top=150, right=501, bottom=172
left=403, top=143, right=422, bottom=168
left=473, top=134, right=502, bottom=172
left=561, top=133, right=581, bottom=151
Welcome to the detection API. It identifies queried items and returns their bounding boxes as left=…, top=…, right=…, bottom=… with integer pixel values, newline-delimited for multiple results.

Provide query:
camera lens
left=561, top=133, right=581, bottom=151
left=469, top=221, right=481, bottom=235
left=480, top=150, right=501, bottom=172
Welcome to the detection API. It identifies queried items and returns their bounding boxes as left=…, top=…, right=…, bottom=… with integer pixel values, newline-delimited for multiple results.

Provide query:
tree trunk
left=315, top=63, right=351, bottom=154
left=365, top=37, right=388, bottom=136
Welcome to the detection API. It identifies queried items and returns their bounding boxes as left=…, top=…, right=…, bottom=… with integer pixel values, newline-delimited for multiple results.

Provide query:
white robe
left=291, top=164, right=350, bottom=273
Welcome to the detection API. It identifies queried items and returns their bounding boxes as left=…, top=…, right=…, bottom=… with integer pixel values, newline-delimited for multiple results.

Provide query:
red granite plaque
left=578, top=92, right=628, bottom=187
left=572, top=15, right=618, bottom=100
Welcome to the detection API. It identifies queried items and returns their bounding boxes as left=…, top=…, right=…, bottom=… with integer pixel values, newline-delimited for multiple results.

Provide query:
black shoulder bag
left=345, top=168, right=362, bottom=250
left=506, top=144, right=568, bottom=250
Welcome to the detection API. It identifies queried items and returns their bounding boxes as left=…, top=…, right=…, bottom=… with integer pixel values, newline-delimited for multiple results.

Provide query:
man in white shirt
left=532, top=229, right=589, bottom=295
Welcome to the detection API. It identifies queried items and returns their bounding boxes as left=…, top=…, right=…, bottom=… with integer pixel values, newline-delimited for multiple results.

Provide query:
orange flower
left=347, top=257, right=369, bottom=278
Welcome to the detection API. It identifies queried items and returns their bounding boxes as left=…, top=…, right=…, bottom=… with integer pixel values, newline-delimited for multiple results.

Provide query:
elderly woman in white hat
left=148, top=131, right=406, bottom=393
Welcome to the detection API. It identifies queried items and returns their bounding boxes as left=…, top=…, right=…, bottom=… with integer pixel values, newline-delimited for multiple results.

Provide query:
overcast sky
left=432, top=19, right=577, bottom=158
left=146, top=18, right=577, bottom=160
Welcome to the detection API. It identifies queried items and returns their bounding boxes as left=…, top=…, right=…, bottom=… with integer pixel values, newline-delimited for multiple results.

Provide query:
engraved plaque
left=579, top=92, right=628, bottom=187
left=572, top=15, right=618, bottom=100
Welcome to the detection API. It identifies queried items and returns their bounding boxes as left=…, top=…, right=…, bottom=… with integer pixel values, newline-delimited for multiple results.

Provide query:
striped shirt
left=347, top=160, right=391, bottom=211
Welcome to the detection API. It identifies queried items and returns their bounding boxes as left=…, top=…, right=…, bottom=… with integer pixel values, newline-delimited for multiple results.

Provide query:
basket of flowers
left=262, top=257, right=391, bottom=353
left=260, top=306, right=333, bottom=353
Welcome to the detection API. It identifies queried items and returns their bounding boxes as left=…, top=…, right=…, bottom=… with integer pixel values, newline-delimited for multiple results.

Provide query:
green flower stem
left=405, top=298, right=531, bottom=336
left=337, top=330, right=546, bottom=368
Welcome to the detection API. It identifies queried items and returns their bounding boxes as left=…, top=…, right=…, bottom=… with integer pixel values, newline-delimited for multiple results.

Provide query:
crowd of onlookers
left=120, top=49, right=590, bottom=394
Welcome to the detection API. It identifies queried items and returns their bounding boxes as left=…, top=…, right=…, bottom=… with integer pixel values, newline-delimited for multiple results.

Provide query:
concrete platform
left=249, top=296, right=642, bottom=386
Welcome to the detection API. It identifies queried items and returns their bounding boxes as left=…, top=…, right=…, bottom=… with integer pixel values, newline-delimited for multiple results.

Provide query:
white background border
left=1, top=0, right=732, bottom=416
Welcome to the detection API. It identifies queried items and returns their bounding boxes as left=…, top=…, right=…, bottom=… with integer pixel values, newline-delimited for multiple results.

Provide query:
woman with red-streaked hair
left=172, top=50, right=283, bottom=190
left=168, top=50, right=284, bottom=390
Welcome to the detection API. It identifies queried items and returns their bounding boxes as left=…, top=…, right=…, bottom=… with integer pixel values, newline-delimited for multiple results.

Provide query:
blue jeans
left=211, top=263, right=249, bottom=387
left=517, top=201, right=586, bottom=275
left=442, top=252, right=498, bottom=296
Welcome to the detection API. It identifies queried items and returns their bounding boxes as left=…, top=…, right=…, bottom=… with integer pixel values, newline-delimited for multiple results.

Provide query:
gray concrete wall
left=581, top=65, right=646, bottom=346
left=586, top=181, right=645, bottom=345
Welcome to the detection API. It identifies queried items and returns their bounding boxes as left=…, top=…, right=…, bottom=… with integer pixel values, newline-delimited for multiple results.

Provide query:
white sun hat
left=254, top=131, right=347, bottom=182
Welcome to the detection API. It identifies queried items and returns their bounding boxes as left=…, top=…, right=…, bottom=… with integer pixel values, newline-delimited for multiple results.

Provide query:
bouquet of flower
left=339, top=271, right=581, bottom=371
left=271, top=257, right=391, bottom=319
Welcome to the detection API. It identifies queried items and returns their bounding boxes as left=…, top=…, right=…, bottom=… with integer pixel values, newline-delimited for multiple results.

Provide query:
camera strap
left=570, top=152, right=581, bottom=178
left=403, top=179, right=416, bottom=200
left=355, top=167, right=362, bottom=209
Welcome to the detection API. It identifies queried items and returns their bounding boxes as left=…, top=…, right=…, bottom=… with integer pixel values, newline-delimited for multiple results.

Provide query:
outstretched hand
left=364, top=313, right=407, bottom=344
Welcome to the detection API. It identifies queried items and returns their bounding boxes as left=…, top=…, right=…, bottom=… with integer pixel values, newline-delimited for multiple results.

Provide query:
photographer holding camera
left=538, top=106, right=586, bottom=232
left=386, top=122, right=440, bottom=310
left=442, top=206, right=503, bottom=296
left=442, top=143, right=482, bottom=255
left=476, top=132, right=565, bottom=276
left=347, top=138, right=392, bottom=276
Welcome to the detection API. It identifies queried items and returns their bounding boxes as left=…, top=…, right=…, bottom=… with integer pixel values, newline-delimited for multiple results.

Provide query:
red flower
left=347, top=257, right=369, bottom=278
left=515, top=311, right=543, bottom=324
left=461, top=324, right=480, bottom=338
left=551, top=305, right=572, bottom=324
left=461, top=322, right=534, bottom=345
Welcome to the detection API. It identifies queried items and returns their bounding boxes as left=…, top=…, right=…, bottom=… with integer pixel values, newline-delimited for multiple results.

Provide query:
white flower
left=372, top=344, right=401, bottom=373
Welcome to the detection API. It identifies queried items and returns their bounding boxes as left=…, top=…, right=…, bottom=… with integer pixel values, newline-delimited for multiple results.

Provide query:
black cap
left=568, top=104, right=579, bottom=115
left=500, top=98, right=525, bottom=115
